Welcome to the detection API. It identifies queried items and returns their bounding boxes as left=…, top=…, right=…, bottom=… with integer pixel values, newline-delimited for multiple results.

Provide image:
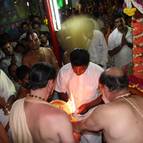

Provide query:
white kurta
left=108, top=27, right=133, bottom=67
left=0, top=69, right=16, bottom=126
left=88, top=30, right=108, bottom=68
left=0, top=70, right=16, bottom=101
left=55, top=62, right=103, bottom=112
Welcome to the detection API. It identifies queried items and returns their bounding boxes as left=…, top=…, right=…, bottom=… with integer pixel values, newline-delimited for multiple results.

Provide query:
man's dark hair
left=0, top=33, right=11, bottom=48
left=70, top=48, right=89, bottom=66
left=20, top=21, right=29, bottom=29
left=8, top=63, right=17, bottom=77
left=32, top=21, right=41, bottom=29
left=27, top=63, right=56, bottom=90
left=16, top=65, right=30, bottom=80
left=29, top=15, right=41, bottom=23
left=99, top=71, right=129, bottom=91
left=113, top=13, right=124, bottom=22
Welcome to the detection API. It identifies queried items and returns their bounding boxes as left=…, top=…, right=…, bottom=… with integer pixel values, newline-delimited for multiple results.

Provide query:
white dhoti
left=9, top=98, right=33, bottom=143
left=81, top=132, right=102, bottom=143
left=74, top=108, right=102, bottom=143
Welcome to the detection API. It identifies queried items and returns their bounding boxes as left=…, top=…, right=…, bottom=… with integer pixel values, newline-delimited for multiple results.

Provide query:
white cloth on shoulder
left=88, top=30, right=108, bottom=68
left=9, top=98, right=33, bottom=143
left=0, top=69, right=16, bottom=127
left=108, top=27, right=133, bottom=67
left=0, top=70, right=16, bottom=101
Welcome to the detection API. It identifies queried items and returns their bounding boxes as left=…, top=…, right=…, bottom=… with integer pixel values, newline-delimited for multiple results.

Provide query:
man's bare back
left=10, top=63, right=75, bottom=143
left=75, top=67, right=143, bottom=143
left=81, top=94, right=143, bottom=143
left=24, top=99, right=75, bottom=143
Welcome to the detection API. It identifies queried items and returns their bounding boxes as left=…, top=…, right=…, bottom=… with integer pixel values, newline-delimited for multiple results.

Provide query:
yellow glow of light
left=50, top=99, right=73, bottom=114
left=57, top=15, right=99, bottom=51
left=50, top=99, right=77, bottom=122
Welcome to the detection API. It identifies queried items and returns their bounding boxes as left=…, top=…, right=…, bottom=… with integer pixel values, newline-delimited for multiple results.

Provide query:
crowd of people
left=0, top=1, right=142, bottom=143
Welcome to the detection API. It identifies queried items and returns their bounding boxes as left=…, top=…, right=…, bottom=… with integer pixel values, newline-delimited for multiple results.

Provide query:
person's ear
left=99, top=83, right=104, bottom=90
left=18, top=79, right=22, bottom=84
left=105, top=85, right=109, bottom=90
left=47, top=80, right=54, bottom=89
left=99, top=83, right=110, bottom=95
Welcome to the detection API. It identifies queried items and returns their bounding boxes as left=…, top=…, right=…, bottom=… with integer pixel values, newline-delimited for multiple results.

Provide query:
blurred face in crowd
left=72, top=65, right=87, bottom=75
left=39, top=34, right=48, bottom=45
left=9, top=64, right=18, bottom=80
left=115, top=17, right=126, bottom=32
left=2, top=43, right=13, bottom=56
left=33, top=23, right=41, bottom=34
left=22, top=24, right=29, bottom=32
left=28, top=32, right=40, bottom=50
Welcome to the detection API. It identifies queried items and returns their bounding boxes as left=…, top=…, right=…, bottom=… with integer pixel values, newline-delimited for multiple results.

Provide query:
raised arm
left=48, top=48, right=59, bottom=71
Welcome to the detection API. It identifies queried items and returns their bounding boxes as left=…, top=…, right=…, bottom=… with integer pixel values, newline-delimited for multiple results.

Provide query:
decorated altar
left=124, top=0, right=143, bottom=92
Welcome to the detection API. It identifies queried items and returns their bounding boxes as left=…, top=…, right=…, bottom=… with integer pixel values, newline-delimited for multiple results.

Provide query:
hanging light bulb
left=14, top=1, right=17, bottom=4
left=65, top=0, right=68, bottom=5
left=49, top=0, right=61, bottom=31
left=27, top=1, right=30, bottom=7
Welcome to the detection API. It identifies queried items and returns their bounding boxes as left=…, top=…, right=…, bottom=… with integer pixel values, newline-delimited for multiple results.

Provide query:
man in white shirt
left=108, top=13, right=133, bottom=68
left=55, top=48, right=103, bottom=112
left=55, top=49, right=103, bottom=143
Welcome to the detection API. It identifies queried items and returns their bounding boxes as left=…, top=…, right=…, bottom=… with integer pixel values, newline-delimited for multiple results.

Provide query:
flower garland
left=123, top=0, right=143, bottom=16
left=123, top=0, right=136, bottom=16
left=132, top=16, right=143, bottom=77
left=123, top=7, right=136, bottom=16
left=129, top=75, right=143, bottom=93
left=124, top=0, right=143, bottom=89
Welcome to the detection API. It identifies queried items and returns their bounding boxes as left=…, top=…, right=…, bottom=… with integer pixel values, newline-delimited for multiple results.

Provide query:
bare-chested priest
left=22, top=31, right=59, bottom=70
left=74, top=67, right=143, bottom=143
left=9, top=63, right=75, bottom=143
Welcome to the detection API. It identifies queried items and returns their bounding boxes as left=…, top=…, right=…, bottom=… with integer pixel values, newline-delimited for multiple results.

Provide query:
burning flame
left=50, top=95, right=77, bottom=122
left=66, top=94, right=76, bottom=114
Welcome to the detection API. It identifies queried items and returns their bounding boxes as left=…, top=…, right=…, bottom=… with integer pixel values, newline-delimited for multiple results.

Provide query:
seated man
left=74, top=67, right=143, bottom=143
left=9, top=63, right=76, bottom=143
